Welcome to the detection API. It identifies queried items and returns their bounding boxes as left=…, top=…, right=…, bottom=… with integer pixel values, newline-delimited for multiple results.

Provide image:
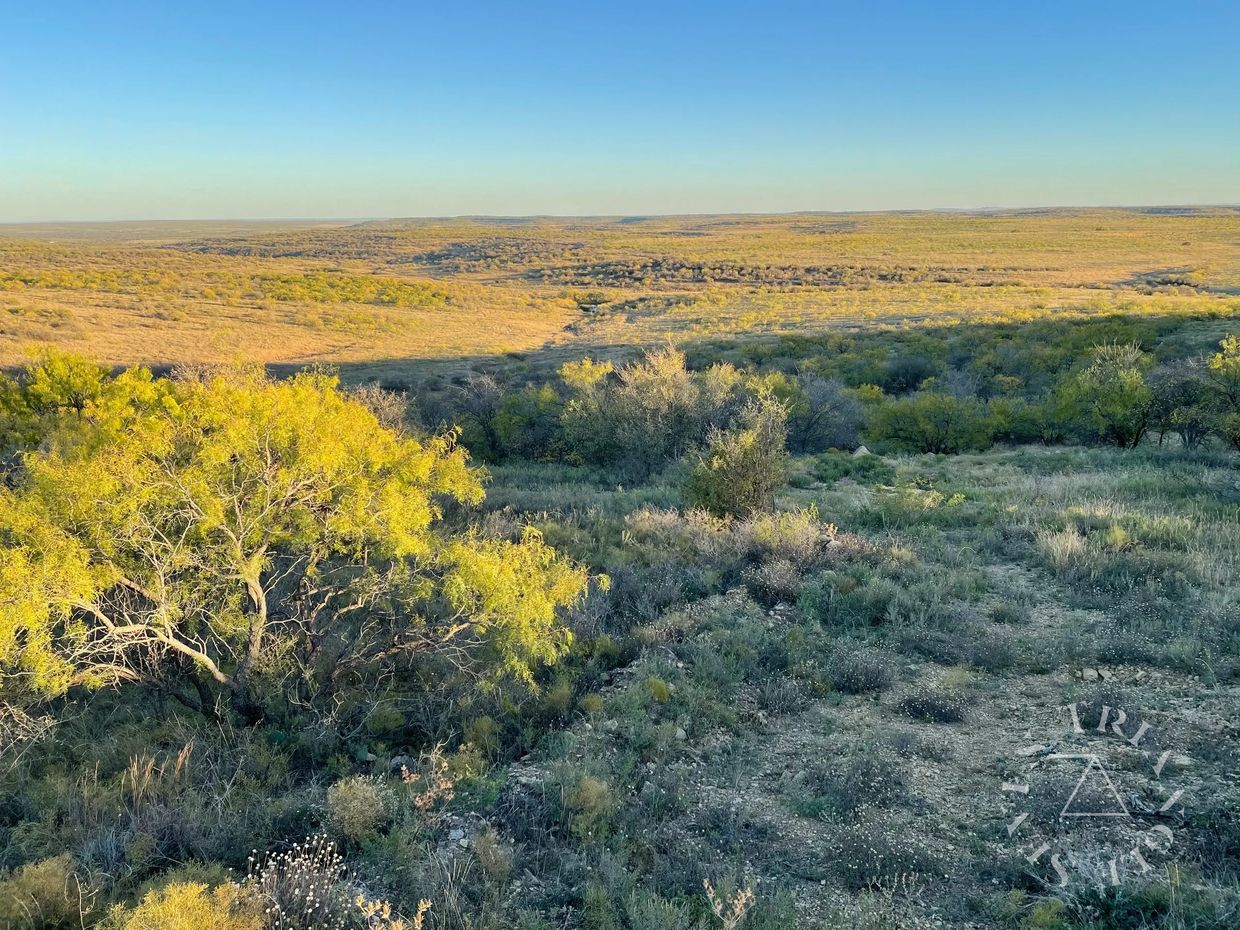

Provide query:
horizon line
left=3, top=202, right=1240, bottom=227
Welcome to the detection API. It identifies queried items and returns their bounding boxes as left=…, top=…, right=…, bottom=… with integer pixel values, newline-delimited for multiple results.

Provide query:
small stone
left=853, top=445, right=871, bottom=457
left=675, top=727, right=687, bottom=741
left=582, top=722, right=593, bottom=732
left=1082, top=668, right=1100, bottom=681
left=603, top=719, right=620, bottom=733
left=449, top=828, right=465, bottom=842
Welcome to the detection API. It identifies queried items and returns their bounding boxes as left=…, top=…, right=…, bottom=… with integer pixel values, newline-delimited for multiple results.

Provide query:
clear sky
left=2, top=1, right=1238, bottom=221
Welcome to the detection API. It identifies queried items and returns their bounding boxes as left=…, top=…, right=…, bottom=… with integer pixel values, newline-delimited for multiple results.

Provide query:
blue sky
left=2, top=1, right=1237, bottom=221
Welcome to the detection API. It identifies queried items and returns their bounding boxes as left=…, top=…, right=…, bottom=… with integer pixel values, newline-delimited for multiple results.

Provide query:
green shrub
left=644, top=676, right=672, bottom=703
left=897, top=686, right=968, bottom=723
left=568, top=776, right=616, bottom=842
left=804, top=747, right=906, bottom=817
left=827, top=647, right=896, bottom=694
left=1058, top=342, right=1154, bottom=448
left=685, top=394, right=788, bottom=516
left=800, top=573, right=896, bottom=628
left=0, top=854, right=92, bottom=930
left=465, top=715, right=501, bottom=755
left=579, top=692, right=605, bottom=716
left=109, top=882, right=262, bottom=930
left=813, top=451, right=897, bottom=486
left=868, top=392, right=995, bottom=453
left=326, top=775, right=391, bottom=842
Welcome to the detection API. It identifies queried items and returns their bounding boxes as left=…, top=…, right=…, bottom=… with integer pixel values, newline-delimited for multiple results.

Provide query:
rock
left=674, top=727, right=687, bottom=741
left=1081, top=668, right=1100, bottom=681
left=853, top=445, right=871, bottom=457
left=602, top=719, right=620, bottom=733
left=449, top=828, right=465, bottom=842
left=582, top=722, right=592, bottom=732
left=390, top=755, right=413, bottom=773
left=1098, top=668, right=1114, bottom=681
left=1018, top=740, right=1060, bottom=758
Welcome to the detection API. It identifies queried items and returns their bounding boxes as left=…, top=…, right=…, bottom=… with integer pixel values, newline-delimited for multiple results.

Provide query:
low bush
left=109, top=882, right=262, bottom=930
left=897, top=686, right=968, bottom=723
left=800, top=573, right=897, bottom=628
left=805, top=747, right=906, bottom=817
left=825, top=819, right=941, bottom=890
left=685, top=395, right=789, bottom=517
left=326, top=776, right=392, bottom=843
left=567, top=776, right=616, bottom=843
left=827, top=647, right=896, bottom=694
left=0, top=854, right=93, bottom=930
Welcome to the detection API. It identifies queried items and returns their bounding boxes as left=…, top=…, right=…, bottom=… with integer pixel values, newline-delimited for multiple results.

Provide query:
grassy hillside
left=1, top=211, right=1237, bottom=930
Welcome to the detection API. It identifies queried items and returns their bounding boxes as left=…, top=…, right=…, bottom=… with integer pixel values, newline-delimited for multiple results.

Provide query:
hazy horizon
left=4, top=202, right=1240, bottom=230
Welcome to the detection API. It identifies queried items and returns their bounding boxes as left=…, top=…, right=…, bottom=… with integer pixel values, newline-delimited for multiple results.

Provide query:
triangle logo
left=1052, top=754, right=1130, bottom=818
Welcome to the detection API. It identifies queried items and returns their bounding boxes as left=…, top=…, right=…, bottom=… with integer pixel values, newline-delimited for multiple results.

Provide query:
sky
left=1, top=1, right=1238, bottom=221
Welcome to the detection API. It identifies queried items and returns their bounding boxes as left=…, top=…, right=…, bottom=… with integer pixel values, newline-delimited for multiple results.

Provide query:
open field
left=2, top=208, right=1239, bottom=381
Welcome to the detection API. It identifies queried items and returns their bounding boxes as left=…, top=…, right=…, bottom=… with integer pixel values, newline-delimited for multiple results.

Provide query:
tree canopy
left=0, top=354, right=588, bottom=720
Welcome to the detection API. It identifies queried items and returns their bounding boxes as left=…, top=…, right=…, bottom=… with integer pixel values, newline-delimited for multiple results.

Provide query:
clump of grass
left=827, top=647, right=896, bottom=694
left=824, top=819, right=941, bottom=890
left=991, top=601, right=1032, bottom=625
left=326, top=776, right=392, bottom=843
left=1038, top=526, right=1087, bottom=573
left=803, top=747, right=906, bottom=818
left=756, top=676, right=807, bottom=715
left=644, top=676, right=672, bottom=703
left=567, top=776, right=616, bottom=842
left=897, top=686, right=968, bottom=723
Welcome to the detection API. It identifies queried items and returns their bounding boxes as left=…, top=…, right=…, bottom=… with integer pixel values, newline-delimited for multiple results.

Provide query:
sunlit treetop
left=0, top=353, right=588, bottom=717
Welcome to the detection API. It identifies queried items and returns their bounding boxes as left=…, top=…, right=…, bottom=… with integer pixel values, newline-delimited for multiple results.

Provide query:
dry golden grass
left=1, top=208, right=1237, bottom=379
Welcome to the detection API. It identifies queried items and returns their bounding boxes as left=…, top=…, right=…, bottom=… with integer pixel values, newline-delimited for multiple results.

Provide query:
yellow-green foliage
left=686, top=395, right=789, bottom=516
left=0, top=854, right=90, bottom=929
left=567, top=776, right=615, bottom=841
left=1209, top=334, right=1240, bottom=448
left=110, top=882, right=262, bottom=930
left=441, top=527, right=590, bottom=685
left=465, top=715, right=500, bottom=754
left=326, top=776, right=392, bottom=842
left=0, top=353, right=588, bottom=709
left=1065, top=342, right=1154, bottom=447
left=540, top=680, right=574, bottom=716
left=644, top=676, right=671, bottom=703
left=578, top=692, right=605, bottom=715
left=1, top=267, right=448, bottom=309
